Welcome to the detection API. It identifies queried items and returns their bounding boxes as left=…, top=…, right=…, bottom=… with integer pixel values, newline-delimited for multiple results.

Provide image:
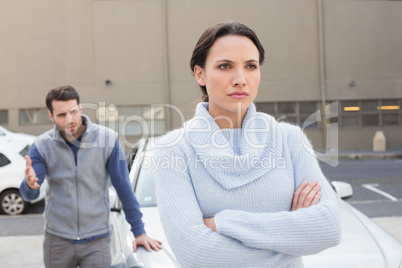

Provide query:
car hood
left=11, top=132, right=37, bottom=144
left=303, top=199, right=402, bottom=268
left=10, top=133, right=36, bottom=150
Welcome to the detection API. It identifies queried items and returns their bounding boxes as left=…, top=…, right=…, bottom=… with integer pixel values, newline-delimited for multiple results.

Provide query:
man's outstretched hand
left=133, top=234, right=162, bottom=252
left=25, top=155, right=40, bottom=190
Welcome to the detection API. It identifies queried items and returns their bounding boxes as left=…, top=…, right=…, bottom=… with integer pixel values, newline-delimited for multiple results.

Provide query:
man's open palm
left=25, top=155, right=40, bottom=190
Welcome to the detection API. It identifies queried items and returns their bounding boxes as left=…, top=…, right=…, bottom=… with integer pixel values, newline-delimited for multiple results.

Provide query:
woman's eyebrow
left=215, top=59, right=259, bottom=63
left=215, top=59, right=234, bottom=63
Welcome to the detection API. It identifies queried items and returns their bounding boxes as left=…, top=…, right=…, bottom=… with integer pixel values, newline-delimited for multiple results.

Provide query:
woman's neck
left=210, top=110, right=246, bottom=129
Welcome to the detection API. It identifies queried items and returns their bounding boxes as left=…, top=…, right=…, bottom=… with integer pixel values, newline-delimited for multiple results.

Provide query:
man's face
left=48, top=99, right=83, bottom=139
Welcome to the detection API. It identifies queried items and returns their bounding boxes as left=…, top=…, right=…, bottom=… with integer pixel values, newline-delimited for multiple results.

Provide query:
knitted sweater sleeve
left=214, top=125, right=342, bottom=256
left=155, top=143, right=297, bottom=267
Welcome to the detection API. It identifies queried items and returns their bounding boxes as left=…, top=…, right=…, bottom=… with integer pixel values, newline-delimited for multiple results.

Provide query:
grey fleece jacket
left=21, top=115, right=137, bottom=240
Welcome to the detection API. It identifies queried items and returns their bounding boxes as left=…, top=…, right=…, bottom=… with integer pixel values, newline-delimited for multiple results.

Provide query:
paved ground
left=0, top=235, right=44, bottom=268
left=0, top=217, right=401, bottom=268
left=371, top=217, right=402, bottom=243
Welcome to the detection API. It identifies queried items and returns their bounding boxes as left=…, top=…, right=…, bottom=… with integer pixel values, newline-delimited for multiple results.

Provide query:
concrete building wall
left=324, top=0, right=402, bottom=100
left=0, top=0, right=401, bottom=151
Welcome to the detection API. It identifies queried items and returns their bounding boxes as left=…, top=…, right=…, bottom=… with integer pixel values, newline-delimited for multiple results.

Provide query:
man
left=20, top=86, right=161, bottom=268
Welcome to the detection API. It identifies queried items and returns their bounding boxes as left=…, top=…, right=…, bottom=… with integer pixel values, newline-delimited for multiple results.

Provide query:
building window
left=278, top=102, right=298, bottom=125
left=0, top=110, right=8, bottom=124
left=256, top=103, right=275, bottom=115
left=19, top=108, right=51, bottom=125
left=380, top=99, right=400, bottom=126
left=340, top=100, right=360, bottom=128
left=300, top=102, right=321, bottom=128
left=339, top=99, right=401, bottom=128
left=257, top=99, right=402, bottom=129
left=255, top=101, right=321, bottom=128
left=361, top=100, right=379, bottom=127
left=97, top=104, right=166, bottom=136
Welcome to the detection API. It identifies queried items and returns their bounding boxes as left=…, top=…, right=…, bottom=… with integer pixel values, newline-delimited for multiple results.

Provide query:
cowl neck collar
left=184, top=102, right=283, bottom=189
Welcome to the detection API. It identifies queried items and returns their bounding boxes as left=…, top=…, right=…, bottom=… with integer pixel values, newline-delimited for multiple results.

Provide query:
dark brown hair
left=190, top=21, right=265, bottom=102
left=46, top=85, right=80, bottom=114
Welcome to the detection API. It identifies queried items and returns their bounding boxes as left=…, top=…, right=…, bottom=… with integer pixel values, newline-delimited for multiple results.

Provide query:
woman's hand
left=204, top=217, right=217, bottom=232
left=291, top=180, right=321, bottom=211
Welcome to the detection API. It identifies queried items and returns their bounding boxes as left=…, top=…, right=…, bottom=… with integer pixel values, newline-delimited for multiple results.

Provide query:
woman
left=154, top=21, right=341, bottom=267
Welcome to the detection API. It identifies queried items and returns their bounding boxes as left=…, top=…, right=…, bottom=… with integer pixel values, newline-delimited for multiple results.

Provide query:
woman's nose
left=232, top=69, right=246, bottom=87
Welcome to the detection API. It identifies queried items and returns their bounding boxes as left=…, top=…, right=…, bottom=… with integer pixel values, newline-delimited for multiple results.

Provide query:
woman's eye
left=218, top=64, right=230, bottom=70
left=246, top=64, right=257, bottom=70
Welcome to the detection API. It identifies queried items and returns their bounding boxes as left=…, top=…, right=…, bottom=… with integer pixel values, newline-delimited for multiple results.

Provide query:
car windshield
left=134, top=151, right=157, bottom=207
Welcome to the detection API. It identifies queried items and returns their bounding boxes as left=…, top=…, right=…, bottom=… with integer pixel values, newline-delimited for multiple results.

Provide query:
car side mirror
left=331, top=181, right=353, bottom=199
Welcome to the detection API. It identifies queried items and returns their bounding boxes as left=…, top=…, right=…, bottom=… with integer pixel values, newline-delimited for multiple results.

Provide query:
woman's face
left=194, top=35, right=261, bottom=124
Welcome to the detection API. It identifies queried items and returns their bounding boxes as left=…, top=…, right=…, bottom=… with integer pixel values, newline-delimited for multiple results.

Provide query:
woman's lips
left=229, top=91, right=249, bottom=99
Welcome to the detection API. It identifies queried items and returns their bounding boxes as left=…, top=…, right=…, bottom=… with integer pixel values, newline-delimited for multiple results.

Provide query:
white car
left=108, top=138, right=402, bottom=268
left=0, top=142, right=47, bottom=215
left=0, top=126, right=36, bottom=149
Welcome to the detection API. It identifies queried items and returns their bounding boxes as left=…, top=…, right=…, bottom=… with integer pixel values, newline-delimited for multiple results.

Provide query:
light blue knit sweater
left=154, top=103, right=341, bottom=268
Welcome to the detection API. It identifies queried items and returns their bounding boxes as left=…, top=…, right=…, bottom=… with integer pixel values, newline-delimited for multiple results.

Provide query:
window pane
left=382, top=113, right=399, bottom=126
left=256, top=103, right=275, bottom=115
left=361, top=100, right=379, bottom=112
left=282, top=116, right=298, bottom=125
left=381, top=99, right=398, bottom=106
left=143, top=106, right=165, bottom=120
left=0, top=153, right=11, bottom=167
left=300, top=102, right=318, bottom=114
left=278, top=102, right=296, bottom=114
left=341, top=114, right=359, bottom=127
left=300, top=115, right=318, bottom=128
left=118, top=106, right=143, bottom=135
left=101, top=120, right=119, bottom=132
left=380, top=100, right=400, bottom=111
left=19, top=145, right=30, bottom=157
left=341, top=101, right=360, bottom=113
left=19, top=108, right=51, bottom=125
left=0, top=110, right=8, bottom=124
left=116, top=106, right=166, bottom=136
left=120, top=121, right=144, bottom=136
left=329, top=117, right=338, bottom=124
left=362, top=114, right=379, bottom=126
left=150, top=120, right=166, bottom=135
left=97, top=105, right=119, bottom=124
left=118, top=106, right=142, bottom=117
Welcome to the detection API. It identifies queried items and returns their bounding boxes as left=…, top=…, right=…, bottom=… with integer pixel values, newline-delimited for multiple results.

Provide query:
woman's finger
left=303, top=183, right=321, bottom=208
left=291, top=180, right=307, bottom=211
left=296, top=180, right=318, bottom=208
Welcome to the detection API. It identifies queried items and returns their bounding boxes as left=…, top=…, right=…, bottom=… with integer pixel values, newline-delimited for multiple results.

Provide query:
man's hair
left=46, top=86, right=80, bottom=114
